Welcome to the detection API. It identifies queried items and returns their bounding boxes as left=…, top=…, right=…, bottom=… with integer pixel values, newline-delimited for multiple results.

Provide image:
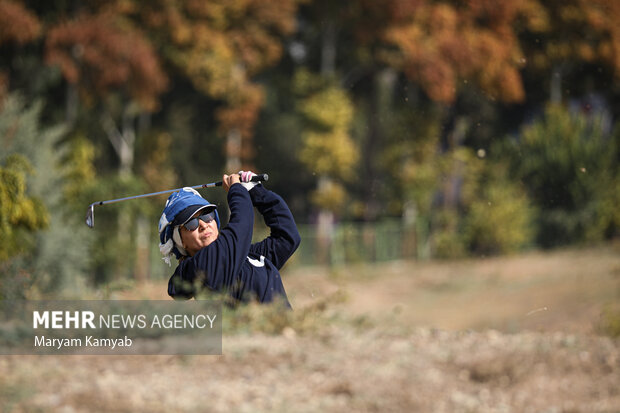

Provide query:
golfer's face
left=180, top=211, right=219, bottom=256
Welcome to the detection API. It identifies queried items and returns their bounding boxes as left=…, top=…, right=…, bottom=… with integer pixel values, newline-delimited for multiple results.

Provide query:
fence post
left=416, top=216, right=431, bottom=260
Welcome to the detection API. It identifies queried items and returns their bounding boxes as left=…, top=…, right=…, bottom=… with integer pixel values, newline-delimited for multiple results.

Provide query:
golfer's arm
left=192, top=184, right=254, bottom=287
left=168, top=184, right=254, bottom=298
left=248, top=185, right=301, bottom=269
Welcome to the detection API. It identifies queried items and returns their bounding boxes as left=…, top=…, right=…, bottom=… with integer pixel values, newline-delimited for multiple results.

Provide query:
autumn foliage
left=124, top=0, right=298, bottom=152
left=0, top=0, right=619, bottom=285
left=0, top=0, right=40, bottom=45
left=381, top=0, right=535, bottom=103
left=45, top=11, right=168, bottom=111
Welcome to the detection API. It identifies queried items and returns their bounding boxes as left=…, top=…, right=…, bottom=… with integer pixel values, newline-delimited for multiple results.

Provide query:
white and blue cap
left=158, top=187, right=220, bottom=265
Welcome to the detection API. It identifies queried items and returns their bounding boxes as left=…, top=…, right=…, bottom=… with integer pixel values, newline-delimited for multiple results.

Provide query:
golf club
left=85, top=173, right=268, bottom=228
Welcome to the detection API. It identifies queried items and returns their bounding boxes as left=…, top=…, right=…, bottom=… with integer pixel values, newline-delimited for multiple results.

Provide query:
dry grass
left=286, top=245, right=620, bottom=335
left=1, top=245, right=619, bottom=412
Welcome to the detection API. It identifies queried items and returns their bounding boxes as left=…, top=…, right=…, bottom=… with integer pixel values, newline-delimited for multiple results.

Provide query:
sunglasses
left=183, top=211, right=215, bottom=231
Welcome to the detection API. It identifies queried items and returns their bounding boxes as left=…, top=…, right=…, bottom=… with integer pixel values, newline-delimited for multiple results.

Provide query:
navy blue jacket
left=167, top=183, right=301, bottom=306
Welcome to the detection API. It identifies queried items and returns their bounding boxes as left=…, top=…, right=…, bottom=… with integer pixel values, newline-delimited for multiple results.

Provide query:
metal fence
left=290, top=219, right=430, bottom=267
left=148, top=219, right=431, bottom=280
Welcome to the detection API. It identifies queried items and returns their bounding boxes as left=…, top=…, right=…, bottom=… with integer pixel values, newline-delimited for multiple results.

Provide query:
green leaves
left=0, top=154, right=49, bottom=262
left=462, top=166, right=535, bottom=256
left=504, top=104, right=619, bottom=246
left=295, top=70, right=359, bottom=212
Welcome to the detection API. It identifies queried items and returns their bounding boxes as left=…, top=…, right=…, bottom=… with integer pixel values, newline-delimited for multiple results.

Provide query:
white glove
left=238, top=170, right=258, bottom=191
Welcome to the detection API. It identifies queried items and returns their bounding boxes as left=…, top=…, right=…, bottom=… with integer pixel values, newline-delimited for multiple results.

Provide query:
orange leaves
left=385, top=0, right=526, bottom=104
left=414, top=57, right=457, bottom=104
left=214, top=0, right=298, bottom=73
left=128, top=0, right=298, bottom=145
left=136, top=0, right=297, bottom=75
left=216, top=83, right=265, bottom=141
left=579, top=0, right=620, bottom=75
left=389, top=0, right=425, bottom=22
left=45, top=12, right=168, bottom=111
left=517, top=0, right=620, bottom=78
left=428, top=3, right=457, bottom=33
left=0, top=0, right=41, bottom=45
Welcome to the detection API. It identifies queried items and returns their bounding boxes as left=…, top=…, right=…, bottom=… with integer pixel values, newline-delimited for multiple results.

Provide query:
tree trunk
left=135, top=111, right=152, bottom=281
left=134, top=216, right=149, bottom=282
left=363, top=68, right=397, bottom=220
left=66, top=82, right=78, bottom=126
left=102, top=105, right=137, bottom=279
left=444, top=116, right=469, bottom=208
left=225, top=128, right=242, bottom=173
left=316, top=175, right=334, bottom=265
left=550, top=64, right=563, bottom=104
left=101, top=108, right=135, bottom=178
left=316, top=18, right=338, bottom=265
left=321, top=20, right=337, bottom=76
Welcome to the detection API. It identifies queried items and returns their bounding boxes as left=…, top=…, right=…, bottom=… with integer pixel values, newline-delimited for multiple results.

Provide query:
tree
left=0, top=94, right=93, bottom=298
left=122, top=0, right=299, bottom=170
left=0, top=0, right=40, bottom=45
left=0, top=154, right=48, bottom=264
left=45, top=8, right=168, bottom=173
left=295, top=70, right=358, bottom=213
left=517, top=0, right=620, bottom=104
left=0, top=0, right=41, bottom=100
left=382, top=0, right=532, bottom=104
left=43, top=5, right=171, bottom=282
left=462, top=162, right=534, bottom=256
left=501, top=104, right=619, bottom=246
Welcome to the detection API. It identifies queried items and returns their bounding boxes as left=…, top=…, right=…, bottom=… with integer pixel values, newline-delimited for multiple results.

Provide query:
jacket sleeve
left=168, top=184, right=254, bottom=299
left=248, top=185, right=301, bottom=270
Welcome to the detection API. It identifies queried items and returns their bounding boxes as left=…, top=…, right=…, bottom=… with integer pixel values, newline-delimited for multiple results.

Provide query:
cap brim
left=174, top=204, right=216, bottom=226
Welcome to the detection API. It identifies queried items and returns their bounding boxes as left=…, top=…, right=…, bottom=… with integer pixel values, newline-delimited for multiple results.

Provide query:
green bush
left=432, top=210, right=467, bottom=259
left=501, top=104, right=619, bottom=247
left=463, top=169, right=535, bottom=255
left=429, top=149, right=534, bottom=258
left=0, top=155, right=49, bottom=264
left=598, top=304, right=620, bottom=338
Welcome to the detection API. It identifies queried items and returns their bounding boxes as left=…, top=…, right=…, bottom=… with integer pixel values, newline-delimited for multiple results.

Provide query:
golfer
left=158, top=171, right=300, bottom=306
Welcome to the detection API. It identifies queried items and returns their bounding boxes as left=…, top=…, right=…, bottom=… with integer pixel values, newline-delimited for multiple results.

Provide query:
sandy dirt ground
left=1, top=246, right=619, bottom=412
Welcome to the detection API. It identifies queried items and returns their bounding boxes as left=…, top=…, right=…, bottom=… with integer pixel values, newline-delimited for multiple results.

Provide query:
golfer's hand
left=222, top=174, right=240, bottom=192
left=239, top=171, right=257, bottom=182
left=238, top=170, right=258, bottom=191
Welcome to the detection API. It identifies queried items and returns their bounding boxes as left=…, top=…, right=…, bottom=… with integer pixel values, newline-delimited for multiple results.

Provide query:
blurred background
left=1, top=0, right=618, bottom=296
left=1, top=1, right=619, bottom=412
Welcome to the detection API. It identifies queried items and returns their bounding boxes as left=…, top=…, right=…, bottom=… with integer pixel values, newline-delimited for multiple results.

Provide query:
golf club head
left=85, top=204, right=95, bottom=228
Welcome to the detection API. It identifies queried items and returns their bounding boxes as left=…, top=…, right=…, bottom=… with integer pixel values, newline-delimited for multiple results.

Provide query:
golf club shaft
left=86, top=173, right=268, bottom=228
left=92, top=174, right=267, bottom=206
